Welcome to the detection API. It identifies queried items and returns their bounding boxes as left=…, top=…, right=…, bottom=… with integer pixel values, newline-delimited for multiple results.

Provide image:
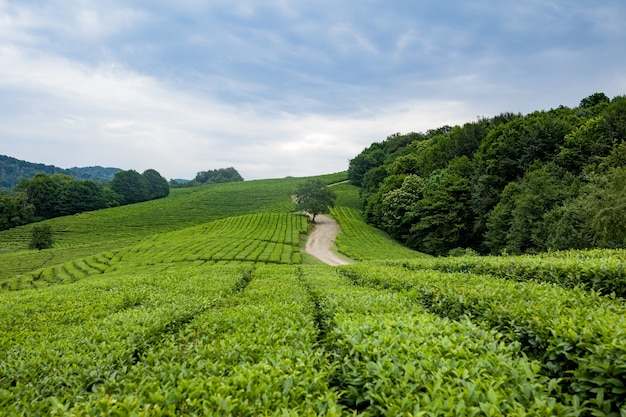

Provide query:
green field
left=1, top=173, right=625, bottom=416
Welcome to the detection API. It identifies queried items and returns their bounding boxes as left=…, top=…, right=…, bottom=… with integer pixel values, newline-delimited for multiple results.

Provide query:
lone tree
left=295, top=179, right=336, bottom=222
left=29, top=224, right=53, bottom=250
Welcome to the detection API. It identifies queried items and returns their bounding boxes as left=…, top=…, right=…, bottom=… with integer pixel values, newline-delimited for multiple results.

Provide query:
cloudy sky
left=1, top=1, right=625, bottom=180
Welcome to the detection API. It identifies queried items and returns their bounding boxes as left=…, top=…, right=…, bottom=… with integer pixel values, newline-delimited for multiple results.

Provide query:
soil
left=304, top=214, right=353, bottom=266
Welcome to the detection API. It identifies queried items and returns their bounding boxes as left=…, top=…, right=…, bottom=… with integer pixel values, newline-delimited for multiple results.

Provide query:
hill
left=348, top=93, right=626, bottom=256
left=0, top=154, right=121, bottom=190
left=0, top=169, right=625, bottom=415
left=0, top=172, right=352, bottom=279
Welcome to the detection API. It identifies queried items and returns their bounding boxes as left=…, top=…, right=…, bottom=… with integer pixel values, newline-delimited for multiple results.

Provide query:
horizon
left=1, top=1, right=625, bottom=180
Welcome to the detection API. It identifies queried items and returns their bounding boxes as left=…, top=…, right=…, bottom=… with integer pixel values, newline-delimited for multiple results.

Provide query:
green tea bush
left=341, top=262, right=626, bottom=415
left=402, top=249, right=626, bottom=297
left=301, top=266, right=577, bottom=416
left=331, top=206, right=425, bottom=260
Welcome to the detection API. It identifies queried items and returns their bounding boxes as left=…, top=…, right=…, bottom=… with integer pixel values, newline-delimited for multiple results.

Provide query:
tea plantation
left=0, top=173, right=625, bottom=416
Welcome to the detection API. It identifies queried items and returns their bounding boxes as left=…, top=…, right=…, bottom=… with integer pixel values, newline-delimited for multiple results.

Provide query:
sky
left=1, top=1, right=625, bottom=181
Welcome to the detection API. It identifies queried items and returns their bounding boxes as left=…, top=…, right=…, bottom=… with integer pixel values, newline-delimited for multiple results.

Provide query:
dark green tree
left=379, top=174, right=424, bottom=240
left=295, top=179, right=336, bottom=222
left=15, top=173, right=73, bottom=219
left=347, top=143, right=386, bottom=186
left=485, top=163, right=579, bottom=254
left=110, top=170, right=149, bottom=205
left=543, top=199, right=592, bottom=251
left=142, top=169, right=170, bottom=199
left=582, top=167, right=626, bottom=247
left=580, top=92, right=610, bottom=108
left=0, top=191, right=34, bottom=230
left=363, top=174, right=406, bottom=225
left=59, top=180, right=110, bottom=215
left=407, top=157, right=474, bottom=255
left=29, top=223, right=53, bottom=250
left=194, top=167, right=244, bottom=184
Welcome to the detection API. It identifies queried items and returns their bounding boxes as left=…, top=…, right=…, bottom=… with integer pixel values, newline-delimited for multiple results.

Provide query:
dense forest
left=0, top=169, right=169, bottom=231
left=348, top=93, right=626, bottom=256
left=0, top=155, right=121, bottom=190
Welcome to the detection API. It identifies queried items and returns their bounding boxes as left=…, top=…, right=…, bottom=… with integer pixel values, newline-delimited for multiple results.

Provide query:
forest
left=348, top=92, right=626, bottom=256
left=0, top=169, right=169, bottom=230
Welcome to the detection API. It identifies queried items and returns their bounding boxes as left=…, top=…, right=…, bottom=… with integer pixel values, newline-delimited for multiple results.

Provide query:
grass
left=0, top=173, right=347, bottom=280
left=0, top=171, right=624, bottom=415
left=331, top=206, right=426, bottom=261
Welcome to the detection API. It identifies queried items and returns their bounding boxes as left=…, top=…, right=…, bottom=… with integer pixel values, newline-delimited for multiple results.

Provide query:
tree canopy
left=2, top=168, right=169, bottom=231
left=28, top=224, right=53, bottom=250
left=295, top=179, right=336, bottom=222
left=349, top=93, right=626, bottom=255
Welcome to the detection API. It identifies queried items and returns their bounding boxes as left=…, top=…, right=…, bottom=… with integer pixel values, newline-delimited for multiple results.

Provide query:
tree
left=110, top=170, right=149, bottom=205
left=29, top=224, right=53, bottom=250
left=579, top=92, right=610, bottom=108
left=142, top=169, right=170, bottom=199
left=15, top=173, right=73, bottom=219
left=0, top=191, right=34, bottom=230
left=193, top=167, right=244, bottom=184
left=295, top=179, right=336, bottom=222
left=407, top=157, right=474, bottom=255
left=59, top=180, right=110, bottom=215
left=379, top=174, right=424, bottom=240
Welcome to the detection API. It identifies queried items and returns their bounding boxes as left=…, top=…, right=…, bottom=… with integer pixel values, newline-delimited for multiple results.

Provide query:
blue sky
left=1, top=1, right=625, bottom=180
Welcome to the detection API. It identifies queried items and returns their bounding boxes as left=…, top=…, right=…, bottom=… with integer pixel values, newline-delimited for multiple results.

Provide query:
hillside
left=349, top=93, right=626, bottom=256
left=0, top=170, right=625, bottom=415
left=0, top=154, right=121, bottom=190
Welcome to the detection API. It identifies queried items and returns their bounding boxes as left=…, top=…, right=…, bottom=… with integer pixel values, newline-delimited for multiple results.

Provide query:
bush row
left=340, top=262, right=626, bottom=415
left=399, top=250, right=626, bottom=297
left=301, top=266, right=578, bottom=416
left=0, top=266, right=247, bottom=414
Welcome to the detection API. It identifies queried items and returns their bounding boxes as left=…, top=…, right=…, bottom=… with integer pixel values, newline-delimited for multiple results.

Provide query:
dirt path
left=305, top=214, right=353, bottom=266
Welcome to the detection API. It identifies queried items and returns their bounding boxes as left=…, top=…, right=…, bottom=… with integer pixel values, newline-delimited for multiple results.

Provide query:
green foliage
left=142, top=168, right=170, bottom=199
left=579, top=92, right=610, bottom=108
left=4, top=213, right=308, bottom=290
left=12, top=173, right=118, bottom=224
left=582, top=167, right=626, bottom=247
left=194, top=166, right=243, bottom=184
left=407, top=157, right=475, bottom=255
left=331, top=206, right=425, bottom=261
left=485, top=163, right=580, bottom=254
left=347, top=143, right=386, bottom=186
left=1, top=166, right=625, bottom=416
left=302, top=266, right=577, bottom=415
left=110, top=169, right=149, bottom=204
left=327, top=182, right=362, bottom=210
left=295, top=179, right=336, bottom=221
left=0, top=191, right=34, bottom=230
left=28, top=224, right=53, bottom=250
left=0, top=154, right=121, bottom=191
left=399, top=249, right=626, bottom=297
left=342, top=260, right=626, bottom=414
left=350, top=93, right=626, bottom=255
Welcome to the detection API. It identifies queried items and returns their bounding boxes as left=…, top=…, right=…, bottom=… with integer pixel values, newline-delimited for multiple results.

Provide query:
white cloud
left=1, top=1, right=625, bottom=181
left=0, top=37, right=478, bottom=180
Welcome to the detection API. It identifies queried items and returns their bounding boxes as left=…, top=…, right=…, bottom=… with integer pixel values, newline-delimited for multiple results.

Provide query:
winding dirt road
left=304, top=214, right=353, bottom=266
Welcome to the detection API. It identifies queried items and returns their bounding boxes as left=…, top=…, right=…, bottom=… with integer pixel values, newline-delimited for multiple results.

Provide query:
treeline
left=349, top=93, right=626, bottom=256
left=0, top=169, right=169, bottom=231
left=170, top=167, right=243, bottom=188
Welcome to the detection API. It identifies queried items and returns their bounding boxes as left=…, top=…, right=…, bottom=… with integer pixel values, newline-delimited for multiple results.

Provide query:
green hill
left=0, top=170, right=625, bottom=415
left=0, top=154, right=121, bottom=190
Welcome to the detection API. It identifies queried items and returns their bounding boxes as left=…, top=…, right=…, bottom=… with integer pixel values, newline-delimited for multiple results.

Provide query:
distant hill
left=0, top=155, right=121, bottom=190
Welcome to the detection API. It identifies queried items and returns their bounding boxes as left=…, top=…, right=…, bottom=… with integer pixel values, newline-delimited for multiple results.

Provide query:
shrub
left=29, top=224, right=53, bottom=250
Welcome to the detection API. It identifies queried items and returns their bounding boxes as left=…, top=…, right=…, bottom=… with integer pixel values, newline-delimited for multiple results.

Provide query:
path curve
left=305, top=214, right=352, bottom=266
